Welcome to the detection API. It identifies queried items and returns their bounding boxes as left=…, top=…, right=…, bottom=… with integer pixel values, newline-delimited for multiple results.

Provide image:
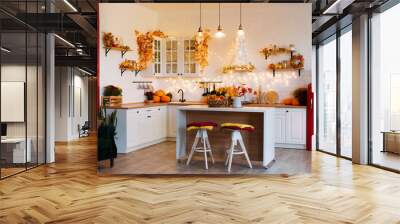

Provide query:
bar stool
left=186, top=121, right=217, bottom=169
left=221, top=123, right=254, bottom=172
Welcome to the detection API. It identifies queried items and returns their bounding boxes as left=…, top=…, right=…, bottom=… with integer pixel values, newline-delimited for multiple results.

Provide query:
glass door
left=165, top=38, right=178, bottom=75
left=317, top=36, right=337, bottom=155
left=0, top=0, right=47, bottom=179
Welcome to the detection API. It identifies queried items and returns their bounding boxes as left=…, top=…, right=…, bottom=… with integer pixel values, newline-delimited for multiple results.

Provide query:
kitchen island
left=176, top=105, right=276, bottom=168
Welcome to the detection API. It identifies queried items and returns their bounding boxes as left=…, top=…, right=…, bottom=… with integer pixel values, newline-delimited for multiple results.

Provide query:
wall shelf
left=270, top=68, right=303, bottom=77
left=120, top=68, right=141, bottom=76
left=104, top=47, right=131, bottom=58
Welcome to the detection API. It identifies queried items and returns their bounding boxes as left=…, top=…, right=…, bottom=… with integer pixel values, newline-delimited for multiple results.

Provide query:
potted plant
left=102, top=85, right=123, bottom=107
left=97, top=99, right=118, bottom=167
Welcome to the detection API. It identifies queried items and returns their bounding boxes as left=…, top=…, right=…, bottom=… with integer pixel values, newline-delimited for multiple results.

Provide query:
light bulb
left=197, top=26, right=203, bottom=37
left=237, top=25, right=245, bottom=36
left=214, top=25, right=226, bottom=38
left=214, top=30, right=226, bottom=38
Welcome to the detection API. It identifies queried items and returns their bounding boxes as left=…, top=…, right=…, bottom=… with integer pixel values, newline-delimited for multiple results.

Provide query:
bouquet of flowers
left=225, top=85, right=253, bottom=98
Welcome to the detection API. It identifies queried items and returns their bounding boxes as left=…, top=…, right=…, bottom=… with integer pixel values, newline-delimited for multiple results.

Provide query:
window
left=318, top=37, right=337, bottom=155
left=339, top=29, right=352, bottom=158
left=370, top=3, right=400, bottom=171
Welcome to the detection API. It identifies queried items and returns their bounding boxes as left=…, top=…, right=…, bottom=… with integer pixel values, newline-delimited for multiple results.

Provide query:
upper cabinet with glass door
left=165, top=38, right=179, bottom=76
left=142, top=37, right=200, bottom=77
left=182, top=38, right=199, bottom=76
left=142, top=37, right=163, bottom=76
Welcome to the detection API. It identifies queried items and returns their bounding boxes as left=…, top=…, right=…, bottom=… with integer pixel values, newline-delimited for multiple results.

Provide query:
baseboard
left=121, top=138, right=168, bottom=154
left=166, top=137, right=176, bottom=141
left=276, top=143, right=306, bottom=149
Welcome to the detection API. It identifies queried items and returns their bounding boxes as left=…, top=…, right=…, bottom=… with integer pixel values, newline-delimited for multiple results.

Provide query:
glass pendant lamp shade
left=198, top=26, right=203, bottom=37
left=214, top=3, right=226, bottom=38
left=215, top=25, right=226, bottom=38
left=237, top=3, right=245, bottom=36
left=237, top=24, right=245, bottom=36
left=197, top=3, right=203, bottom=39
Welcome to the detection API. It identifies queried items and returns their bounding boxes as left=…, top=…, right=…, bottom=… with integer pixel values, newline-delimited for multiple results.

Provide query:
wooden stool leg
left=186, top=130, right=200, bottom=166
left=238, top=133, right=252, bottom=169
left=205, top=137, right=215, bottom=164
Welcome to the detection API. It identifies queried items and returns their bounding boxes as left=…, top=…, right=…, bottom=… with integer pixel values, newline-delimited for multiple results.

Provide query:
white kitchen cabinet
left=115, top=106, right=168, bottom=153
left=142, top=37, right=200, bottom=77
left=126, top=109, right=143, bottom=148
left=285, top=109, right=306, bottom=144
left=167, top=105, right=178, bottom=138
left=152, top=106, right=167, bottom=140
left=275, top=108, right=306, bottom=149
left=274, top=110, right=286, bottom=144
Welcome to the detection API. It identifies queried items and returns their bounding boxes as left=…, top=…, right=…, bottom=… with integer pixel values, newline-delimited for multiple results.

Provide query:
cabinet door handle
left=147, top=115, right=151, bottom=118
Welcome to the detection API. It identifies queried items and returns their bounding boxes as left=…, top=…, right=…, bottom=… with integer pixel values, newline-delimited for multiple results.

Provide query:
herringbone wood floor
left=1, top=136, right=400, bottom=223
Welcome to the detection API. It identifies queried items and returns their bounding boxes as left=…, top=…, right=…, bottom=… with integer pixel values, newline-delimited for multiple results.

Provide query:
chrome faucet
left=178, top=89, right=186, bottom=102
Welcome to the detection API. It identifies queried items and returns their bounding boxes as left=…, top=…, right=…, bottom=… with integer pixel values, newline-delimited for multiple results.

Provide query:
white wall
left=1, top=64, right=46, bottom=163
left=55, top=67, right=89, bottom=141
left=99, top=3, right=158, bottom=103
left=99, top=3, right=312, bottom=103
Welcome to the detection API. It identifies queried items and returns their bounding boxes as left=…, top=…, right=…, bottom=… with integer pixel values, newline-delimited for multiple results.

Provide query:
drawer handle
left=286, top=110, right=289, bottom=113
left=147, top=116, right=151, bottom=118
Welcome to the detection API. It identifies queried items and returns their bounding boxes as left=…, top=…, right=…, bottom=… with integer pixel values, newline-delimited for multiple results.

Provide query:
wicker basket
left=102, top=96, right=122, bottom=107
left=207, top=97, right=230, bottom=107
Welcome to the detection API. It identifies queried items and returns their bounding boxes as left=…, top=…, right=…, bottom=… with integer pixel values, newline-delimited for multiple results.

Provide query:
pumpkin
left=154, top=90, right=166, bottom=97
left=161, top=95, right=171, bottom=102
left=153, top=95, right=161, bottom=103
left=282, top=98, right=293, bottom=105
left=292, top=98, right=300, bottom=106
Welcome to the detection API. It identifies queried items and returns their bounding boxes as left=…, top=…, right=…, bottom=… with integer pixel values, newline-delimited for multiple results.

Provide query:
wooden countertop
left=178, top=105, right=275, bottom=113
left=246, top=104, right=307, bottom=109
left=107, top=102, right=306, bottom=109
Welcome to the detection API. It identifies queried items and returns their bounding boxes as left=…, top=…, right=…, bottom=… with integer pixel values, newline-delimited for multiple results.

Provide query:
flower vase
left=232, top=97, right=242, bottom=108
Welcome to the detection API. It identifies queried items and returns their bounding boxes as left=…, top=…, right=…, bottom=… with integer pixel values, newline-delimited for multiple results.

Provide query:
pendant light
left=237, top=3, right=245, bottom=36
left=197, top=3, right=203, bottom=39
left=214, top=3, right=226, bottom=38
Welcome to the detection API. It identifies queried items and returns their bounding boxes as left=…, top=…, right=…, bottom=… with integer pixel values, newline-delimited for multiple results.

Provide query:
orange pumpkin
left=153, top=95, right=161, bottom=103
left=154, top=90, right=166, bottom=97
left=292, top=98, right=300, bottom=106
left=282, top=98, right=293, bottom=105
left=161, top=95, right=171, bottom=102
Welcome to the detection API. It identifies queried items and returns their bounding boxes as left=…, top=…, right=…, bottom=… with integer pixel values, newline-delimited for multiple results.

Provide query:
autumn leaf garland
left=135, top=30, right=167, bottom=70
left=194, top=30, right=211, bottom=71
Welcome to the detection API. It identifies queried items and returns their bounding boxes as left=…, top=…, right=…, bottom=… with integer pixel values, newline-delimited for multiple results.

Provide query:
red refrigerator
left=306, top=83, right=314, bottom=151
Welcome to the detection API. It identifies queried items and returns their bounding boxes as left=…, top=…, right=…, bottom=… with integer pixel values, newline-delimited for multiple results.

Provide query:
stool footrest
left=194, top=149, right=212, bottom=153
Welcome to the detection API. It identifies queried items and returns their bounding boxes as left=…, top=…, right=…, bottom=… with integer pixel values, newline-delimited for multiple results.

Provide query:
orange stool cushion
left=221, top=123, right=255, bottom=132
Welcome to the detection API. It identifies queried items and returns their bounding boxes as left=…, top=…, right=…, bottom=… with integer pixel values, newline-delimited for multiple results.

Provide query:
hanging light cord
left=218, top=3, right=221, bottom=26
left=239, top=3, right=242, bottom=26
left=199, top=3, right=202, bottom=28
